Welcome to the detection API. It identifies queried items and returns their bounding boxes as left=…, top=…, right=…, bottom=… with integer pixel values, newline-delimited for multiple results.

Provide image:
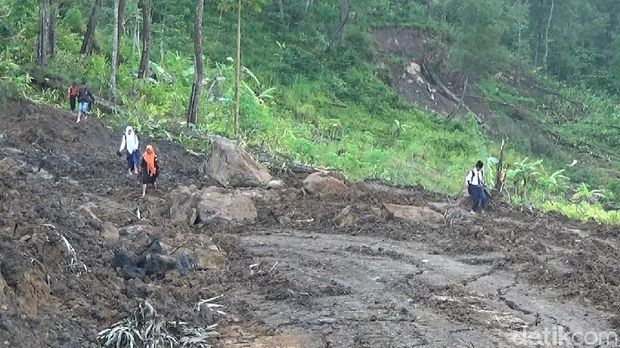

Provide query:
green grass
left=540, top=201, right=620, bottom=225
left=2, top=1, right=619, bottom=225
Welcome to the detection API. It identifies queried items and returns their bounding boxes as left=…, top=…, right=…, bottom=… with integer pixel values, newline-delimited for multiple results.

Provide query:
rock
left=267, top=179, right=285, bottom=189
left=240, top=188, right=281, bottom=204
left=0, top=147, right=23, bottom=155
left=380, top=204, right=395, bottom=220
left=381, top=204, right=444, bottom=224
left=100, top=222, right=119, bottom=242
left=317, top=317, right=337, bottom=325
left=196, top=186, right=257, bottom=223
left=278, top=216, right=292, bottom=225
left=302, top=172, right=348, bottom=197
left=193, top=248, right=227, bottom=270
left=141, top=195, right=168, bottom=218
left=119, top=225, right=151, bottom=237
left=169, top=185, right=199, bottom=225
left=211, top=233, right=241, bottom=254
left=334, top=205, right=358, bottom=227
left=0, top=271, right=8, bottom=305
left=176, top=237, right=227, bottom=271
left=62, top=177, right=80, bottom=186
left=201, top=137, right=272, bottom=188
left=28, top=167, right=53, bottom=180
left=15, top=267, right=50, bottom=316
left=0, top=158, right=24, bottom=174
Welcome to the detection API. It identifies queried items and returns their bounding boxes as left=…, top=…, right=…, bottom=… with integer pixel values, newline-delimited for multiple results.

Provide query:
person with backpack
left=67, top=82, right=78, bottom=112
left=76, top=82, right=95, bottom=123
left=140, top=145, right=159, bottom=196
left=465, top=160, right=487, bottom=214
left=117, top=126, right=140, bottom=175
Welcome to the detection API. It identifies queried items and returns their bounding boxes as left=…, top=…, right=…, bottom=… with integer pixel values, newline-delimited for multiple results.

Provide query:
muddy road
left=0, top=101, right=618, bottom=347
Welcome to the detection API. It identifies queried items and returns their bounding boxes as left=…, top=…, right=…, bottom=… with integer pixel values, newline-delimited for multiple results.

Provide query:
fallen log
left=447, top=75, right=468, bottom=120
left=532, top=85, right=584, bottom=107
left=421, top=64, right=484, bottom=124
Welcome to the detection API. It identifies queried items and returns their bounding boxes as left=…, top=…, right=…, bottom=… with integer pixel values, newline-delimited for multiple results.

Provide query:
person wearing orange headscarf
left=140, top=145, right=159, bottom=196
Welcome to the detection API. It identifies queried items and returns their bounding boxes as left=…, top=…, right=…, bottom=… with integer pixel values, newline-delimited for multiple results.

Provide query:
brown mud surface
left=0, top=101, right=619, bottom=347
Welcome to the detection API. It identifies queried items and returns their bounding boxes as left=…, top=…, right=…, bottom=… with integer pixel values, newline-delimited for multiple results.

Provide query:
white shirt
left=466, top=168, right=484, bottom=186
left=119, top=132, right=139, bottom=153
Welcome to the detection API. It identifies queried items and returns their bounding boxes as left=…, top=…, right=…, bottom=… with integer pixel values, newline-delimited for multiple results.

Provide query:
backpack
left=471, top=169, right=484, bottom=185
left=78, top=87, right=93, bottom=103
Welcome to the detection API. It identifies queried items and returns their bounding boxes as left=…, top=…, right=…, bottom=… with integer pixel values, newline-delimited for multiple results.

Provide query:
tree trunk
left=81, top=0, right=102, bottom=55
left=427, top=0, right=433, bottom=22
left=110, top=0, right=120, bottom=102
left=138, top=0, right=152, bottom=79
left=331, top=0, right=350, bottom=46
left=516, top=0, right=524, bottom=85
left=277, top=0, right=284, bottom=21
left=132, top=14, right=139, bottom=54
left=495, top=139, right=506, bottom=192
left=516, top=0, right=523, bottom=60
left=543, top=0, right=554, bottom=72
left=47, top=0, right=57, bottom=56
left=186, top=0, right=204, bottom=125
left=115, top=0, right=126, bottom=68
left=36, top=0, right=50, bottom=67
left=441, top=0, right=449, bottom=22
left=233, top=0, right=241, bottom=136
left=447, top=75, right=468, bottom=120
left=303, top=0, right=314, bottom=16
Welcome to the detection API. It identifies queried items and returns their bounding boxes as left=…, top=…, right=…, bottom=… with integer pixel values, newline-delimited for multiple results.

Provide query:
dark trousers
left=126, top=150, right=140, bottom=170
left=69, top=96, right=76, bottom=111
left=468, top=184, right=487, bottom=211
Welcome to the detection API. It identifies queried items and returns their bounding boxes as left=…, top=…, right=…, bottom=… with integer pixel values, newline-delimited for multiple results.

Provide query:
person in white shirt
left=465, top=160, right=487, bottom=214
left=118, top=126, right=140, bottom=175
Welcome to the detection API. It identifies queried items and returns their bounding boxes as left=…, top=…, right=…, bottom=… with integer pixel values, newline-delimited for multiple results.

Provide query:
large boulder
left=196, top=186, right=257, bottom=223
left=169, top=185, right=200, bottom=225
left=381, top=203, right=444, bottom=224
left=0, top=271, right=8, bottom=306
left=303, top=172, right=348, bottom=197
left=178, top=244, right=227, bottom=271
left=201, top=137, right=272, bottom=188
left=168, top=185, right=257, bottom=225
left=140, top=195, right=168, bottom=219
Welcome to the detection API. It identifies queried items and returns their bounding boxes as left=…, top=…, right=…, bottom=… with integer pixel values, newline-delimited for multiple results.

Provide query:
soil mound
left=0, top=100, right=618, bottom=347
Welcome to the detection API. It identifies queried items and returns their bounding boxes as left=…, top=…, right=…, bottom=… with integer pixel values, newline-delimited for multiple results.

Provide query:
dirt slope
left=0, top=100, right=619, bottom=347
left=373, top=27, right=494, bottom=122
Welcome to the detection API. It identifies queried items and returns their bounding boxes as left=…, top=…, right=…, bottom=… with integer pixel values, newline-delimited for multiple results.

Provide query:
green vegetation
left=0, top=0, right=618, bottom=224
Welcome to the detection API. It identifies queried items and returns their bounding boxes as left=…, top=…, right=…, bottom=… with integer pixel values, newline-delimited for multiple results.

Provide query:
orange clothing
left=142, top=145, right=157, bottom=176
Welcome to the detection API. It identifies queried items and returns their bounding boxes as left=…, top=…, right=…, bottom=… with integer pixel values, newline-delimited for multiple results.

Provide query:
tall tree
left=115, top=0, right=126, bottom=67
left=186, top=0, right=204, bottom=125
left=36, top=0, right=56, bottom=66
left=276, top=0, right=284, bottom=21
left=110, top=0, right=120, bottom=101
left=233, top=0, right=241, bottom=136
left=36, top=0, right=50, bottom=66
left=219, top=0, right=266, bottom=134
left=427, top=0, right=433, bottom=22
left=331, top=0, right=350, bottom=46
left=449, top=0, right=507, bottom=78
left=47, top=0, right=57, bottom=56
left=543, top=0, right=555, bottom=71
left=81, top=0, right=103, bottom=55
left=138, top=0, right=153, bottom=79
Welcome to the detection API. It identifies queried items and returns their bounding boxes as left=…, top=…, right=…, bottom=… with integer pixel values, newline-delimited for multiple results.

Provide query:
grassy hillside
left=1, top=0, right=618, bottom=223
